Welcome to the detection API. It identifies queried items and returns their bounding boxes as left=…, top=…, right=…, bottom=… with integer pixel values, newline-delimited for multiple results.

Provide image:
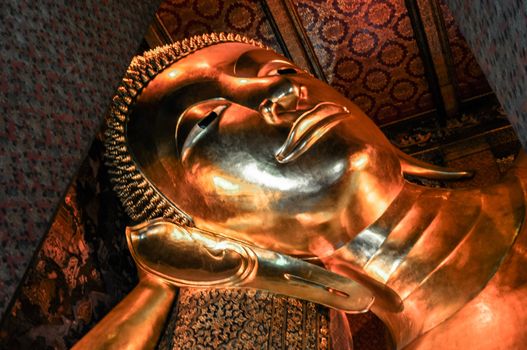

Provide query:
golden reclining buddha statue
left=74, top=33, right=527, bottom=349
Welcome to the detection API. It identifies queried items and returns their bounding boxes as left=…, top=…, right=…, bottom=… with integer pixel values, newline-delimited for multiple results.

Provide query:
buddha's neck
left=326, top=173, right=526, bottom=347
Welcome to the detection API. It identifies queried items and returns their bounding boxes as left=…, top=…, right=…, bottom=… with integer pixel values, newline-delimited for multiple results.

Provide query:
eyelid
left=276, top=67, right=298, bottom=75
left=265, top=67, right=301, bottom=77
left=197, top=110, right=219, bottom=129
left=257, top=60, right=302, bottom=77
left=179, top=103, right=229, bottom=162
left=196, top=104, right=228, bottom=129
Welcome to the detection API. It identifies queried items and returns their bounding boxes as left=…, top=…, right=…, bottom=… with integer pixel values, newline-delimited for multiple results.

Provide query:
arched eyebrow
left=233, top=49, right=294, bottom=77
left=175, top=99, right=229, bottom=156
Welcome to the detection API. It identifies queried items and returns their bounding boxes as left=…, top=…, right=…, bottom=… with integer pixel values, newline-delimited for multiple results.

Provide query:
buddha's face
left=127, top=42, right=404, bottom=257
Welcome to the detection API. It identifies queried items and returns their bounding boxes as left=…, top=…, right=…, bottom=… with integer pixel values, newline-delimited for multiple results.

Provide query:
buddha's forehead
left=138, top=41, right=301, bottom=104
left=173, top=42, right=291, bottom=73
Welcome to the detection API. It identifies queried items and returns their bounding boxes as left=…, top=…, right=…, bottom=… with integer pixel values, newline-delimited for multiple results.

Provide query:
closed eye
left=257, top=61, right=303, bottom=77
left=276, top=67, right=298, bottom=75
left=265, top=66, right=301, bottom=77
left=198, top=111, right=219, bottom=129
left=179, top=104, right=228, bottom=162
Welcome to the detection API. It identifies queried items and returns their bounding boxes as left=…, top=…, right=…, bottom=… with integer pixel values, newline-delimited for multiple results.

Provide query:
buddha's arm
left=72, top=218, right=375, bottom=349
left=126, top=218, right=375, bottom=313
left=72, top=272, right=176, bottom=350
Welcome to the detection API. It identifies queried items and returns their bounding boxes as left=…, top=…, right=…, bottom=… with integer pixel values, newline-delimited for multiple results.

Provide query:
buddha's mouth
left=274, top=102, right=350, bottom=163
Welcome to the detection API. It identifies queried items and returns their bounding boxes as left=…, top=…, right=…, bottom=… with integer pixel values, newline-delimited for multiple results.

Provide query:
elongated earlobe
left=396, top=148, right=475, bottom=180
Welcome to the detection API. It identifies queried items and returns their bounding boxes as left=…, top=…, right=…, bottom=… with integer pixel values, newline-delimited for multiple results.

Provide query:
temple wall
left=290, top=0, right=437, bottom=123
left=442, top=0, right=527, bottom=147
left=0, top=0, right=161, bottom=320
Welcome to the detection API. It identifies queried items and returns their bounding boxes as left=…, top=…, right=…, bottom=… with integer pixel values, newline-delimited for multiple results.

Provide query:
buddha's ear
left=395, top=148, right=475, bottom=180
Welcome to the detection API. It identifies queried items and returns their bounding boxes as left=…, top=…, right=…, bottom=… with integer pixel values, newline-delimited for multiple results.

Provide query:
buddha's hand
left=126, top=218, right=375, bottom=313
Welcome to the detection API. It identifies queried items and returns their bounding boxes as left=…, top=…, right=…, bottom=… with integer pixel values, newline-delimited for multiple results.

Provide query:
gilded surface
left=74, top=33, right=527, bottom=350
left=126, top=219, right=374, bottom=312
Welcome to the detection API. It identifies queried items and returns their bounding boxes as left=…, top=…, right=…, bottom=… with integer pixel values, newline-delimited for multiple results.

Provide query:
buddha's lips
left=275, top=102, right=350, bottom=164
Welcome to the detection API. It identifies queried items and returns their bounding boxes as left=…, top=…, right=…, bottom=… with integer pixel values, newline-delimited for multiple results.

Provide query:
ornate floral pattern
left=157, top=0, right=281, bottom=53
left=167, top=288, right=330, bottom=349
left=384, top=100, right=510, bottom=152
left=292, top=0, right=435, bottom=124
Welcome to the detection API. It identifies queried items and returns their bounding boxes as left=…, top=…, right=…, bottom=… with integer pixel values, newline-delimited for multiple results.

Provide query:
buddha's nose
left=258, top=80, right=309, bottom=126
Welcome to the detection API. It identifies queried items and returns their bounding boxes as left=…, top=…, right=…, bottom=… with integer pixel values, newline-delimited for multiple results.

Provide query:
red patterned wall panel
left=157, top=0, right=281, bottom=52
left=439, top=0, right=492, bottom=101
left=292, top=0, right=436, bottom=124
